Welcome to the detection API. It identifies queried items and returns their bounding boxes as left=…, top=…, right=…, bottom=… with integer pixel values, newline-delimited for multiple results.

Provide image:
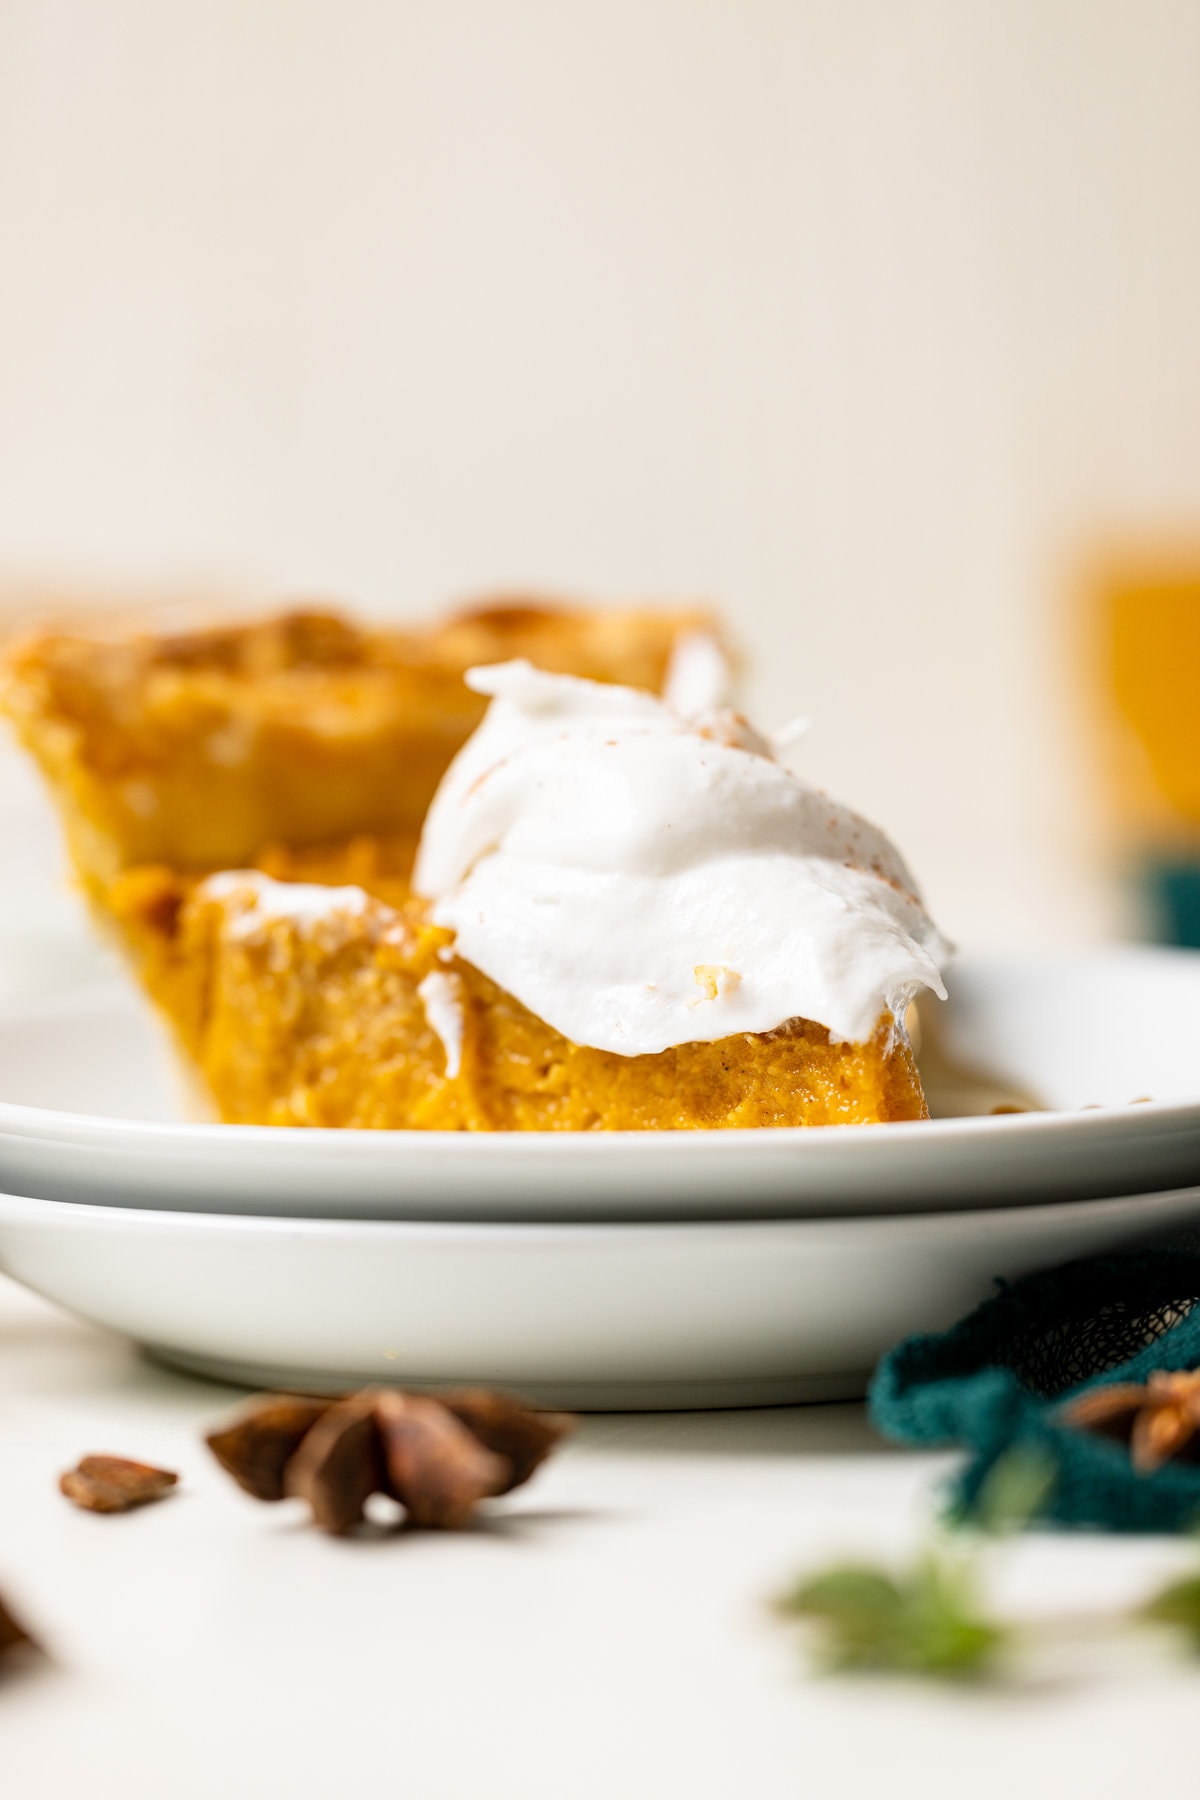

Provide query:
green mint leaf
left=1139, top=1573, right=1200, bottom=1650
left=968, top=1446, right=1059, bottom=1538
left=778, top=1552, right=1007, bottom=1681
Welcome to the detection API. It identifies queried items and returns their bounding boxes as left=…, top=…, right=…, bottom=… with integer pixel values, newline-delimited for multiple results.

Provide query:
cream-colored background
left=3, top=0, right=1200, bottom=950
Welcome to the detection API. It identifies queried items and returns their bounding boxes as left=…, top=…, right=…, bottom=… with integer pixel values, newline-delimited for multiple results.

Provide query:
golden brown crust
left=1, top=598, right=720, bottom=891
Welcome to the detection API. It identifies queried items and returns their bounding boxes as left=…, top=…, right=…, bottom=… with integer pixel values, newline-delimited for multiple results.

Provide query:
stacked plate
left=0, top=945, right=1198, bottom=1407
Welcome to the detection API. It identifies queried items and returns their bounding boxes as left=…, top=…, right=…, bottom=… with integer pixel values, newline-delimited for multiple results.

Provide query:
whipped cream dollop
left=414, top=662, right=948, bottom=1054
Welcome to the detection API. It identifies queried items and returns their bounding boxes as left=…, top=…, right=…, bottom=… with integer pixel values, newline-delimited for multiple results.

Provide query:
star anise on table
left=59, top=1455, right=179, bottom=1514
left=206, top=1387, right=575, bottom=1535
left=0, top=1589, right=39, bottom=1668
left=1061, top=1369, right=1200, bottom=1473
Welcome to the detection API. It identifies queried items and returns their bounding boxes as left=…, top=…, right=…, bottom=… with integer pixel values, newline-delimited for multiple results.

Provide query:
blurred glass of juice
left=1098, top=555, right=1200, bottom=945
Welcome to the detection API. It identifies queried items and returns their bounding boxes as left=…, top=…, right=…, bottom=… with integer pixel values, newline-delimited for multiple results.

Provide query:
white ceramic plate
left=1, top=1184, right=1198, bottom=1408
left=0, top=947, right=1197, bottom=1223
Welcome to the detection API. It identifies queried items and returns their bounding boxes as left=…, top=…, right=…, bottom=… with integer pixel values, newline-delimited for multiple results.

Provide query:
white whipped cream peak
left=661, top=628, right=733, bottom=717
left=414, top=661, right=948, bottom=1054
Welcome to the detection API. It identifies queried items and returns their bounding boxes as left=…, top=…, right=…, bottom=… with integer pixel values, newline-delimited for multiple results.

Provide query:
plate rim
left=2, top=1180, right=1199, bottom=1241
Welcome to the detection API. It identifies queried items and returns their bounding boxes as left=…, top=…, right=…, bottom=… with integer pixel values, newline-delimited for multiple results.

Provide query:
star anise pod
left=206, top=1386, right=574, bottom=1535
left=0, top=1588, right=40, bottom=1667
left=59, top=1455, right=179, bottom=1514
left=1061, top=1370, right=1200, bottom=1473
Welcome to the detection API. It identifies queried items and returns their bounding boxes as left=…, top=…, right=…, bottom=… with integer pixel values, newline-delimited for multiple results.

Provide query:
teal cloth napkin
left=1144, top=856, right=1200, bottom=949
left=869, top=1251, right=1200, bottom=1532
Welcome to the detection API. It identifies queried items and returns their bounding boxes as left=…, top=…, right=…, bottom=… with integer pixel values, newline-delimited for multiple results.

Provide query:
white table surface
left=1, top=1274, right=1198, bottom=1800
left=0, top=748, right=1196, bottom=1797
